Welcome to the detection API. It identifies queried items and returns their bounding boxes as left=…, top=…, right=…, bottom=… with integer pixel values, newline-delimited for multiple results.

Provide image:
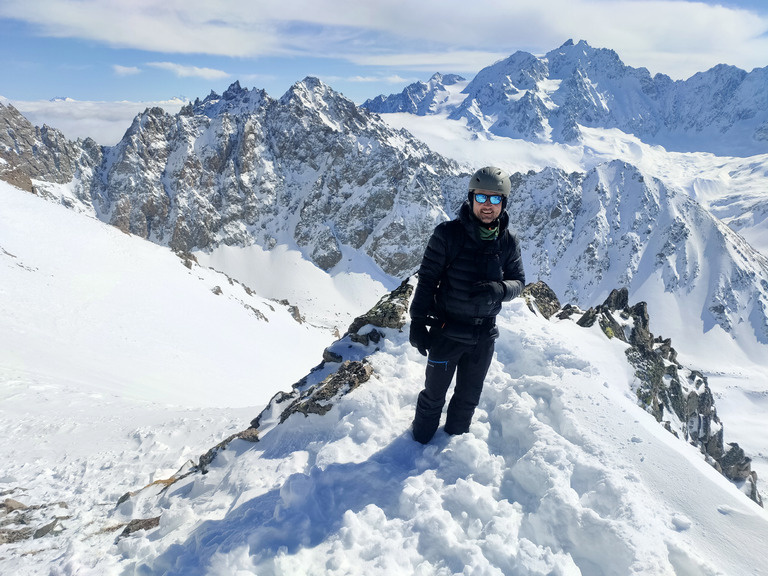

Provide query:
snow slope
left=2, top=181, right=768, bottom=575
left=0, top=181, right=342, bottom=409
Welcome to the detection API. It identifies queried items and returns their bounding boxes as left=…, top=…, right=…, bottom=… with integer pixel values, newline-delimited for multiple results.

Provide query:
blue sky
left=1, top=0, right=767, bottom=144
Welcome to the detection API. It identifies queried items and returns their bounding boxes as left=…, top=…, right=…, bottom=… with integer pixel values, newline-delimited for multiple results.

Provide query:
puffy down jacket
left=410, top=201, right=526, bottom=341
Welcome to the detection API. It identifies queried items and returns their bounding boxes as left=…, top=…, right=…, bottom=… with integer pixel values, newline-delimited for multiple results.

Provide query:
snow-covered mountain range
left=2, top=52, right=767, bottom=355
left=364, top=39, right=768, bottom=158
left=2, top=39, right=768, bottom=575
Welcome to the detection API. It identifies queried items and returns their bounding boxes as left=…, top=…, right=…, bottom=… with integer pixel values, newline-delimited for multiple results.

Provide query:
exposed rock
left=522, top=281, right=561, bottom=319
left=0, top=101, right=102, bottom=198
left=277, top=360, right=373, bottom=422
left=557, top=282, right=763, bottom=507
left=197, top=427, right=259, bottom=474
left=2, top=498, right=28, bottom=511
left=33, top=518, right=58, bottom=539
left=322, top=348, right=344, bottom=364
left=346, top=278, right=413, bottom=335
left=118, top=517, right=161, bottom=539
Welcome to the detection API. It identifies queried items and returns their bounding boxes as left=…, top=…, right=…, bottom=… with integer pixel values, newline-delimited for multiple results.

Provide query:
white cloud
left=347, top=75, right=414, bottom=84
left=8, top=97, right=187, bottom=145
left=1, top=0, right=767, bottom=80
left=146, top=62, right=230, bottom=80
left=113, top=64, right=141, bottom=76
left=346, top=51, right=512, bottom=74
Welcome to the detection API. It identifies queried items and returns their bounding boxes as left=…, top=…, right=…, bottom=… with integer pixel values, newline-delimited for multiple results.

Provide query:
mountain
left=81, top=79, right=467, bottom=278
left=3, top=80, right=767, bottom=354
left=363, top=39, right=768, bottom=157
left=2, top=189, right=766, bottom=574
left=0, top=101, right=101, bottom=199
left=508, top=161, right=768, bottom=354
left=361, top=72, right=468, bottom=115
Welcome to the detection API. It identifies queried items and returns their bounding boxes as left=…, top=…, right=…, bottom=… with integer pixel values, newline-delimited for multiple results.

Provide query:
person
left=408, top=166, right=526, bottom=444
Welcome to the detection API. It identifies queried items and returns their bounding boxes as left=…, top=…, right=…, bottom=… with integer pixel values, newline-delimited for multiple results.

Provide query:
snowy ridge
left=509, top=160, right=768, bottom=352
left=362, top=73, right=468, bottom=115
left=72, top=279, right=768, bottom=575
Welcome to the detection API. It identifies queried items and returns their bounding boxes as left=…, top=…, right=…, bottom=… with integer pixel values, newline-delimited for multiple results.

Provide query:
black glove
left=409, top=319, right=430, bottom=356
left=470, top=281, right=506, bottom=305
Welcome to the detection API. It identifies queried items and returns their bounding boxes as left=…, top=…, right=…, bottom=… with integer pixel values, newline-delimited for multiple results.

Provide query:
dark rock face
left=522, top=281, right=561, bottom=319
left=0, top=102, right=102, bottom=199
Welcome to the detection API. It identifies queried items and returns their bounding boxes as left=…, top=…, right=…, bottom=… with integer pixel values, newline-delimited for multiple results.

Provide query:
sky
left=2, top=0, right=768, bottom=109
left=2, top=0, right=768, bottom=145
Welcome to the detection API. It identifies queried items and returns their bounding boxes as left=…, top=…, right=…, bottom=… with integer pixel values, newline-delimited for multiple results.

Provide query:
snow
left=2, top=180, right=768, bottom=575
left=0, top=182, right=337, bottom=409
left=382, top=115, right=768, bottom=258
left=193, top=244, right=395, bottom=333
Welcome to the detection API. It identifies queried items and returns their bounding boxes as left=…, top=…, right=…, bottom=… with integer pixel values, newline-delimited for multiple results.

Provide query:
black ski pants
left=412, top=331, right=495, bottom=444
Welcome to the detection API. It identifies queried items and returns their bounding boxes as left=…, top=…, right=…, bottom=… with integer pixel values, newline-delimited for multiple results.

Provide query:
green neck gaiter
left=478, top=223, right=499, bottom=241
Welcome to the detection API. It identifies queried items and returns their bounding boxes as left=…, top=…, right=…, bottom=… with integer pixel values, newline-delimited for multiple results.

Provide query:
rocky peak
left=464, top=50, right=548, bottom=95
left=280, top=76, right=370, bottom=133
left=430, top=72, right=465, bottom=86
left=0, top=102, right=101, bottom=195
left=545, top=39, right=630, bottom=80
left=191, top=81, right=271, bottom=118
left=361, top=72, right=467, bottom=115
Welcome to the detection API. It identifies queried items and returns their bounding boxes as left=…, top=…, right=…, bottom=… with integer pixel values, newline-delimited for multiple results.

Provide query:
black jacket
left=410, top=201, right=526, bottom=340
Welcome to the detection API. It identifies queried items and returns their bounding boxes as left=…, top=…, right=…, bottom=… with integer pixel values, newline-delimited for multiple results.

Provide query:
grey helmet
left=468, top=166, right=511, bottom=207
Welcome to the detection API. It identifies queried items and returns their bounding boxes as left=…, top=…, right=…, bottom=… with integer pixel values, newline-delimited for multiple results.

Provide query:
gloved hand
left=409, top=319, right=430, bottom=356
left=470, top=281, right=506, bottom=305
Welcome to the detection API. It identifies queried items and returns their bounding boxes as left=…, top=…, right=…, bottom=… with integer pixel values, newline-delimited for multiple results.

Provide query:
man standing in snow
left=409, top=166, right=526, bottom=444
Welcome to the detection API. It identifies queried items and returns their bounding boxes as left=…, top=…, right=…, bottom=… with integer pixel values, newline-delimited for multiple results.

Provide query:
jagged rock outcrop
left=522, top=280, right=561, bottom=319
left=0, top=102, right=102, bottom=203
left=567, top=287, right=763, bottom=506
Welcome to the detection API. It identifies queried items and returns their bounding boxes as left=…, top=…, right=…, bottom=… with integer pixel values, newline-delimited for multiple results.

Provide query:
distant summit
left=364, top=40, right=768, bottom=156
left=362, top=72, right=467, bottom=115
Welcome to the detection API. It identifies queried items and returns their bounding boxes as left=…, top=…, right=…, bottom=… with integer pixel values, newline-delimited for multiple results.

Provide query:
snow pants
left=412, top=331, right=495, bottom=444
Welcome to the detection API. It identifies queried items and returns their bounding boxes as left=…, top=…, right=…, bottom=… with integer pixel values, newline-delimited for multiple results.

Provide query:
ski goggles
left=474, top=193, right=503, bottom=205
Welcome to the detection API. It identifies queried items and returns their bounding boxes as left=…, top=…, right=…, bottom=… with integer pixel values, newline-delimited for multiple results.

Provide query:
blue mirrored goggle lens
left=474, top=193, right=502, bottom=205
